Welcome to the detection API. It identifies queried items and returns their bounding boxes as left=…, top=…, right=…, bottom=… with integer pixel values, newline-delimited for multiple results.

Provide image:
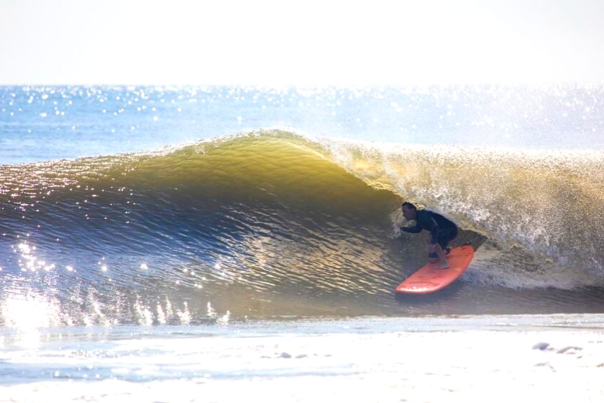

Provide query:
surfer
left=400, top=202, right=458, bottom=269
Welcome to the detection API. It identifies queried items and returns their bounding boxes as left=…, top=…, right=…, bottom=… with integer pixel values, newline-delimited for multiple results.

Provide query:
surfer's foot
left=436, top=261, right=450, bottom=270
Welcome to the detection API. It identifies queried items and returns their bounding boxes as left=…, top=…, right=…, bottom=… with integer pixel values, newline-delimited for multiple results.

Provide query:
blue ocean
left=1, top=85, right=604, bottom=401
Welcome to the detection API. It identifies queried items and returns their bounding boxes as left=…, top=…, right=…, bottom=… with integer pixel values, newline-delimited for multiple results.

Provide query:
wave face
left=1, top=131, right=604, bottom=325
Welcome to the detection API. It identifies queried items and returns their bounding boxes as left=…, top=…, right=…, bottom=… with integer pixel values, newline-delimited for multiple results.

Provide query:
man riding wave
left=400, top=202, right=458, bottom=269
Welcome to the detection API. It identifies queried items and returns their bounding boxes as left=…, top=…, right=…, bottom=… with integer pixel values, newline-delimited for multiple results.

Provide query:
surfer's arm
left=401, top=226, right=422, bottom=234
left=417, top=213, right=439, bottom=244
left=427, top=222, right=439, bottom=245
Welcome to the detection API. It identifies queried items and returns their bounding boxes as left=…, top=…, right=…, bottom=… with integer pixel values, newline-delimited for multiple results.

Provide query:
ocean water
left=1, top=85, right=604, bottom=401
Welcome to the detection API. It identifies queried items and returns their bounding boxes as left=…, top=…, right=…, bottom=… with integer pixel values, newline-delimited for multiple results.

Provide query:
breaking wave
left=1, top=130, right=603, bottom=324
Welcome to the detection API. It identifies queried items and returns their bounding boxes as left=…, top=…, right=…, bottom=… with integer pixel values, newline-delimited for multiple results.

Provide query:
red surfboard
left=396, top=245, right=474, bottom=294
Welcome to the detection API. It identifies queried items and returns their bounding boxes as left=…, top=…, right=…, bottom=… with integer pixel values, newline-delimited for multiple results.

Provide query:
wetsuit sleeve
left=401, top=225, right=422, bottom=234
left=417, top=212, right=439, bottom=244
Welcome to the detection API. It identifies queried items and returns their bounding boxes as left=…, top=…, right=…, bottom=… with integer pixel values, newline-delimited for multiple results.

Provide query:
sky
left=1, top=0, right=604, bottom=85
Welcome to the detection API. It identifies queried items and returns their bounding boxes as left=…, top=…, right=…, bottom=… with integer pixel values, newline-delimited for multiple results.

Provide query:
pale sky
left=1, top=0, right=603, bottom=85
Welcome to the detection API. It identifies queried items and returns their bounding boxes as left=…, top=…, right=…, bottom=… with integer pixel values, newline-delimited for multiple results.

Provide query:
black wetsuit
left=401, top=210, right=458, bottom=254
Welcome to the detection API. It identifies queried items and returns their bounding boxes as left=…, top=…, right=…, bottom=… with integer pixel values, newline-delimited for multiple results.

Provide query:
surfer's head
left=401, top=202, right=417, bottom=220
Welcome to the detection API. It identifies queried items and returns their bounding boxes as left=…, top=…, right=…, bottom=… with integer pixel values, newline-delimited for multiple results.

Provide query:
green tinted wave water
left=1, top=131, right=603, bottom=325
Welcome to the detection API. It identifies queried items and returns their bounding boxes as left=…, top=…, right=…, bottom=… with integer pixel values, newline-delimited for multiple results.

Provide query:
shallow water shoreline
left=1, top=314, right=603, bottom=402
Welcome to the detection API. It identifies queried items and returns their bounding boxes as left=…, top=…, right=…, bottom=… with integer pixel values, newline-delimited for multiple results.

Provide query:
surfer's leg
left=435, top=231, right=454, bottom=269
left=433, top=243, right=449, bottom=269
left=427, top=235, right=440, bottom=262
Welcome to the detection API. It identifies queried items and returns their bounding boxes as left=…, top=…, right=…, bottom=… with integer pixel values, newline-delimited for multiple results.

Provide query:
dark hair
left=402, top=202, right=417, bottom=210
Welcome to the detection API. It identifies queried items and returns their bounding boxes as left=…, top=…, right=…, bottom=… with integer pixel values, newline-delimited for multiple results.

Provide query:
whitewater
left=1, top=85, right=603, bottom=402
